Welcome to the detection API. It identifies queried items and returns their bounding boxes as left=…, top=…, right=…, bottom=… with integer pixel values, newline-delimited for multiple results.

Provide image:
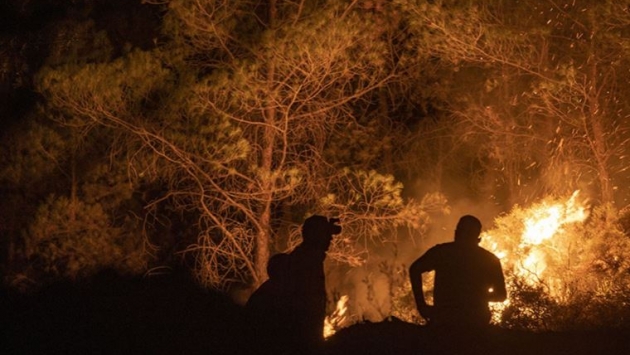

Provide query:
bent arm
left=488, top=261, right=507, bottom=302
left=409, top=256, right=430, bottom=311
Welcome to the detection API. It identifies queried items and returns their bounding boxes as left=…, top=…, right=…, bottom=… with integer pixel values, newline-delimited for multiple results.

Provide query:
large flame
left=481, top=190, right=589, bottom=320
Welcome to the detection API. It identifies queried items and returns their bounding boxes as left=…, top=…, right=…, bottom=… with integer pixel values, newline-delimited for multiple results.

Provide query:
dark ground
left=326, top=318, right=630, bottom=355
left=2, top=272, right=629, bottom=355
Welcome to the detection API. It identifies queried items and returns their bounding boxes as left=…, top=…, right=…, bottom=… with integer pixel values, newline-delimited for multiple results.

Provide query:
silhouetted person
left=247, top=253, right=291, bottom=313
left=409, top=215, right=506, bottom=329
left=285, top=215, right=340, bottom=353
left=246, top=253, right=293, bottom=354
left=245, top=215, right=340, bottom=354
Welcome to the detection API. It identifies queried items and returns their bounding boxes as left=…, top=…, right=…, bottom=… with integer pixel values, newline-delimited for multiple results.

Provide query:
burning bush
left=481, top=193, right=630, bottom=331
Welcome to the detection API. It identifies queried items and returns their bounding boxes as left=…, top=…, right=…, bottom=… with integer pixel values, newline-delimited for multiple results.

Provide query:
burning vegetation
left=325, top=191, right=630, bottom=336
left=482, top=192, right=630, bottom=331
left=324, top=295, right=350, bottom=339
left=480, top=190, right=590, bottom=328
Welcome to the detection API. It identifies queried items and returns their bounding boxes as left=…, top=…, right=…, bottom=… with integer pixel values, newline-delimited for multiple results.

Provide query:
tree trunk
left=254, top=0, right=279, bottom=287
left=586, top=38, right=614, bottom=205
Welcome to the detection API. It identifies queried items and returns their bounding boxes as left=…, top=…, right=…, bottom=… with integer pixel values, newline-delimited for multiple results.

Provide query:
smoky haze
left=324, top=183, right=503, bottom=324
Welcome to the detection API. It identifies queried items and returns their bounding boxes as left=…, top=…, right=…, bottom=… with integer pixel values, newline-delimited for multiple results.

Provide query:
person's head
left=454, top=215, right=482, bottom=245
left=301, top=215, right=340, bottom=249
left=267, top=253, right=290, bottom=280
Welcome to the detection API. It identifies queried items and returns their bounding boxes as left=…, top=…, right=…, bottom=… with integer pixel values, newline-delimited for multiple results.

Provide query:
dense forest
left=2, top=0, right=630, bottom=336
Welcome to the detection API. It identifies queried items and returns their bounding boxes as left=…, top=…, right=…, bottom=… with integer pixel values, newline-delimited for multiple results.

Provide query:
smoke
left=324, top=180, right=503, bottom=325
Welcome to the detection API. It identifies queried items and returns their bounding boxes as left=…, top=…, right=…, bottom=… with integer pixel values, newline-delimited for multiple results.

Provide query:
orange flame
left=323, top=295, right=349, bottom=339
left=481, top=190, right=589, bottom=321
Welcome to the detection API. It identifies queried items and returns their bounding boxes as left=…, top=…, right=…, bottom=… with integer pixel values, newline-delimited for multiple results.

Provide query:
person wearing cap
left=284, top=215, right=340, bottom=352
left=246, top=215, right=340, bottom=354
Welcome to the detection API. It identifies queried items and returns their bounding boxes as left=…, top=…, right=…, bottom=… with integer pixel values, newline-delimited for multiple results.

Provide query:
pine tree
left=36, top=0, right=445, bottom=290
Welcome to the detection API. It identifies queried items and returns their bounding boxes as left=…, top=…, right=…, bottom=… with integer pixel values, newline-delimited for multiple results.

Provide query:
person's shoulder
left=428, top=242, right=455, bottom=253
left=436, top=241, right=456, bottom=248
left=478, top=245, right=501, bottom=260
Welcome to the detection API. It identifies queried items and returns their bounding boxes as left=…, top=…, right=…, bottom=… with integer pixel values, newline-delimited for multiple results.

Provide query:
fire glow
left=481, top=190, right=589, bottom=320
left=324, top=295, right=349, bottom=339
left=323, top=191, right=591, bottom=335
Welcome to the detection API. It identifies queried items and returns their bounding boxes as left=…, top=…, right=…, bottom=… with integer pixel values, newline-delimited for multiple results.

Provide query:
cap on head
left=454, top=215, right=482, bottom=243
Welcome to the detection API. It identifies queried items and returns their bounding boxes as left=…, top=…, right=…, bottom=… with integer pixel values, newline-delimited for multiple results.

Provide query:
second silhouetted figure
left=409, top=215, right=506, bottom=329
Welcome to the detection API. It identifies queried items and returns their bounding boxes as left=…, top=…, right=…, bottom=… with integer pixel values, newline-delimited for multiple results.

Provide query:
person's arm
left=409, top=250, right=435, bottom=319
left=409, top=257, right=427, bottom=310
left=488, top=258, right=507, bottom=302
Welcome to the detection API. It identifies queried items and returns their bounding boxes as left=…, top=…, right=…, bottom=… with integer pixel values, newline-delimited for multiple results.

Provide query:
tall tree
left=37, top=0, right=443, bottom=289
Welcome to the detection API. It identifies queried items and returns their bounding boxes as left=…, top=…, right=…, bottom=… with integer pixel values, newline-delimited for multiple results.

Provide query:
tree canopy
left=2, top=0, right=630, bottom=331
